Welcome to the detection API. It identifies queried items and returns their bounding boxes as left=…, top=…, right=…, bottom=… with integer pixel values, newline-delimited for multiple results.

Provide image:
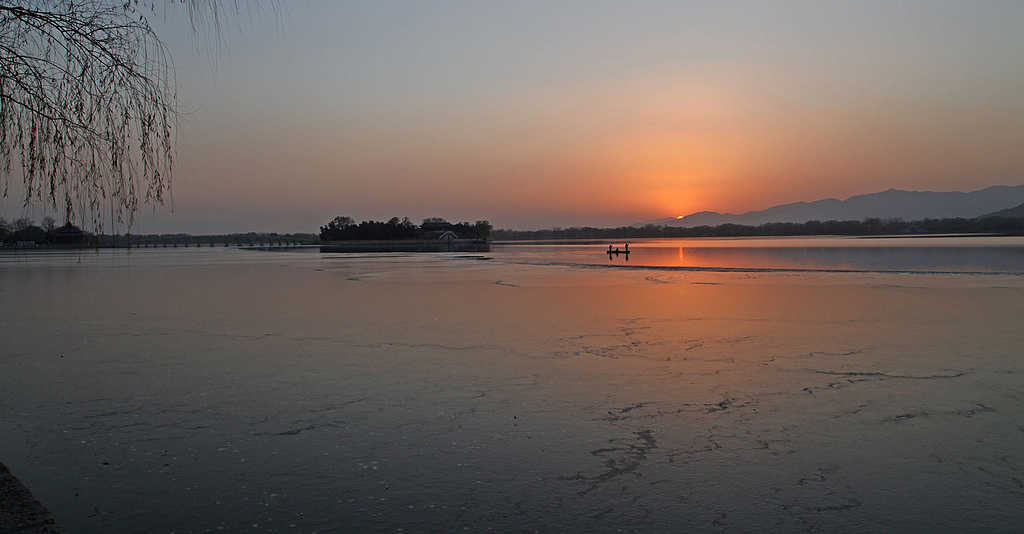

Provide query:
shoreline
left=0, top=461, right=65, bottom=533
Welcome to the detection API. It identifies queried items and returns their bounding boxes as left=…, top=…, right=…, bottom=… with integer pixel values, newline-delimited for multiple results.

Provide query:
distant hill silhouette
left=981, top=202, right=1024, bottom=218
left=648, top=185, right=1024, bottom=227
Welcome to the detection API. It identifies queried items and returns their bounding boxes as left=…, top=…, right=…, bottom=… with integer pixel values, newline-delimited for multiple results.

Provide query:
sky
left=8, top=1, right=1024, bottom=234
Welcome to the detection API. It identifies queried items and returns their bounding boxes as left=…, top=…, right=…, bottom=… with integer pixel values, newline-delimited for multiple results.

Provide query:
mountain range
left=647, top=185, right=1024, bottom=228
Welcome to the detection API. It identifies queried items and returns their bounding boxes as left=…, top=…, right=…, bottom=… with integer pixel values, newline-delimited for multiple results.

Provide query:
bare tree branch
left=0, top=1, right=271, bottom=232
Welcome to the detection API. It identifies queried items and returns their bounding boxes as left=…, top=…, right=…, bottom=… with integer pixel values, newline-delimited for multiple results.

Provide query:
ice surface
left=1, top=241, right=1022, bottom=532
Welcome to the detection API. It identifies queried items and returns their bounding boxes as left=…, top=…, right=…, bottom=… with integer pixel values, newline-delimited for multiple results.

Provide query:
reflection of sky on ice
left=1, top=241, right=1023, bottom=532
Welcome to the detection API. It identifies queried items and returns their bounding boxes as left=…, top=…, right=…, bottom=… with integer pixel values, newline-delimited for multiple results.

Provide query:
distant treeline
left=0, top=215, right=74, bottom=245
left=492, top=216, right=1024, bottom=241
left=319, top=216, right=492, bottom=241
left=0, top=215, right=320, bottom=247
left=106, top=232, right=320, bottom=247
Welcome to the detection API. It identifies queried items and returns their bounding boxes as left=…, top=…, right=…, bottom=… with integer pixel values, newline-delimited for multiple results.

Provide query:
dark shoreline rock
left=0, top=461, right=65, bottom=534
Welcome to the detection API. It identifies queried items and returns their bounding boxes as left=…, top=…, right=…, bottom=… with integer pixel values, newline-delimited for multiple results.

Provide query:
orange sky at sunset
left=6, top=1, right=1023, bottom=233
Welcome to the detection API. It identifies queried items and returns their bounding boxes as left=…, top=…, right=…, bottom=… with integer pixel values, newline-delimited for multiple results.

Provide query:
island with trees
left=319, top=217, right=492, bottom=252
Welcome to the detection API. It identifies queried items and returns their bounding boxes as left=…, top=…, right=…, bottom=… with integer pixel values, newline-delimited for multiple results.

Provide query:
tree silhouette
left=0, top=1, right=265, bottom=231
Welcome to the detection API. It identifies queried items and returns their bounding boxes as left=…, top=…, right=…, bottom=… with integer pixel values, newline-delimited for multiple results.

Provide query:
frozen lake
left=2, top=237, right=1023, bottom=532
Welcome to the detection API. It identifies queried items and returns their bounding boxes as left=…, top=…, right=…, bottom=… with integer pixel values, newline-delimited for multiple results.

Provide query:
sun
left=676, top=215, right=685, bottom=219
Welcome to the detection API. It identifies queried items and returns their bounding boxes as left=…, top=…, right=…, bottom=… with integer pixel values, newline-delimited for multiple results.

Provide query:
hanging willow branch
left=0, top=0, right=265, bottom=233
left=0, top=1, right=181, bottom=232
